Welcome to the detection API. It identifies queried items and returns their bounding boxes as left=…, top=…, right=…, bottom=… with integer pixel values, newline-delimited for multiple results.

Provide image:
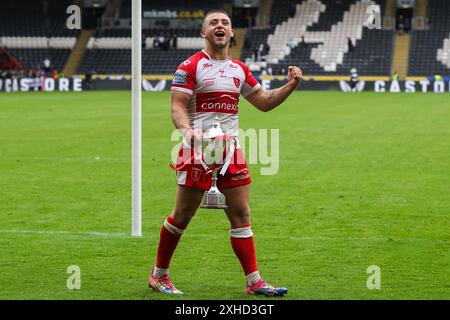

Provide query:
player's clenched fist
left=288, top=66, right=303, bottom=85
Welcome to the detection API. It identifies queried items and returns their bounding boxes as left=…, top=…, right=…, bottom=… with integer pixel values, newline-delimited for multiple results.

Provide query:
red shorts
left=173, top=143, right=251, bottom=191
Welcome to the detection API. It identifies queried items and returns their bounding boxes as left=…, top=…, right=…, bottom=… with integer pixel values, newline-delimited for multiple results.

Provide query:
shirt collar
left=202, top=49, right=229, bottom=62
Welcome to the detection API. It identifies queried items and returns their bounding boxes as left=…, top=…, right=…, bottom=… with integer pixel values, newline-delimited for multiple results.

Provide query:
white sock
left=152, top=267, right=169, bottom=278
left=246, top=271, right=262, bottom=286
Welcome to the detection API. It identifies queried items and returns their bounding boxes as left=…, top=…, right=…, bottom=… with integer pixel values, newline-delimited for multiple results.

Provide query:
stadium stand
left=75, top=0, right=213, bottom=74
left=408, top=0, right=450, bottom=76
left=7, top=0, right=450, bottom=77
left=6, top=48, right=72, bottom=72
left=273, top=28, right=392, bottom=75
left=438, top=37, right=450, bottom=69
left=78, top=26, right=203, bottom=74
left=243, top=0, right=393, bottom=75
left=78, top=48, right=199, bottom=74
left=95, top=28, right=200, bottom=38
left=0, top=0, right=79, bottom=74
left=241, top=27, right=275, bottom=65
left=0, top=0, right=80, bottom=37
left=80, top=0, right=392, bottom=76
left=87, top=27, right=201, bottom=50
left=118, top=0, right=216, bottom=19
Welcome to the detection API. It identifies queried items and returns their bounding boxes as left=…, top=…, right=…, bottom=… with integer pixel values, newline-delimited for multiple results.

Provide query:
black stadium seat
left=78, top=49, right=199, bottom=74
left=408, top=0, right=450, bottom=76
left=7, top=48, right=71, bottom=71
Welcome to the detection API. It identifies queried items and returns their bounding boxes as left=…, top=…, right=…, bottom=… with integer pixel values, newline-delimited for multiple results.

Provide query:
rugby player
left=148, top=9, right=302, bottom=296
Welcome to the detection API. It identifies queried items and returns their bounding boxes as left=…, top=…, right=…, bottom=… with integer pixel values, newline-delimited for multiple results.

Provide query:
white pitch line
left=0, top=229, right=448, bottom=243
left=0, top=229, right=216, bottom=239
left=0, top=229, right=130, bottom=238
left=1, top=157, right=163, bottom=161
left=0, top=157, right=129, bottom=161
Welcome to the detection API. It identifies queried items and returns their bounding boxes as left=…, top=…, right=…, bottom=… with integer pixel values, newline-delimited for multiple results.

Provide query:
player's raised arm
left=245, top=66, right=303, bottom=112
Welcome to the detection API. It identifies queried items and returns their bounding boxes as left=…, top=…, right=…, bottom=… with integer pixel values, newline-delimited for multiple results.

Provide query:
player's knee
left=235, top=204, right=250, bottom=218
left=228, top=205, right=250, bottom=227
left=172, top=206, right=196, bottom=225
left=172, top=213, right=192, bottom=226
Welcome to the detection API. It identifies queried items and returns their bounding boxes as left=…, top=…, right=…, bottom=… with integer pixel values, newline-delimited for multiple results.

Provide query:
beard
left=206, top=35, right=230, bottom=49
left=213, top=40, right=229, bottom=49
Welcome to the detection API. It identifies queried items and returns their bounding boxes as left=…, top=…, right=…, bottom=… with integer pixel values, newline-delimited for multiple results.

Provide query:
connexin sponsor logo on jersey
left=197, top=92, right=239, bottom=114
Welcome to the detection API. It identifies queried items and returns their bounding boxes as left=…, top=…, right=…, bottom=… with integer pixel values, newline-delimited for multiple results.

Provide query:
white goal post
left=132, top=0, right=142, bottom=237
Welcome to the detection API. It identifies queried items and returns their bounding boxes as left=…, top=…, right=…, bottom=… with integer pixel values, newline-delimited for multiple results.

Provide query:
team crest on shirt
left=191, top=167, right=202, bottom=182
left=233, top=77, right=241, bottom=88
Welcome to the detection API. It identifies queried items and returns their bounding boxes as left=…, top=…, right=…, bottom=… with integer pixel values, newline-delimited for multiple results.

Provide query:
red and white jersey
left=171, top=49, right=261, bottom=136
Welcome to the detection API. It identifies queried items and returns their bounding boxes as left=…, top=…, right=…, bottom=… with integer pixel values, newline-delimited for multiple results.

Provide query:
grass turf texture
left=0, top=91, right=449, bottom=300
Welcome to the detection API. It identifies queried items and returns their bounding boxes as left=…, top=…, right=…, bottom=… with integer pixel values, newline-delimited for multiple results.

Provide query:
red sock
left=230, top=225, right=258, bottom=275
left=155, top=215, right=187, bottom=269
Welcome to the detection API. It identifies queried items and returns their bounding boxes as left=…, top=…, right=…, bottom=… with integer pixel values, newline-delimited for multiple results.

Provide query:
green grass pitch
left=0, top=90, right=449, bottom=300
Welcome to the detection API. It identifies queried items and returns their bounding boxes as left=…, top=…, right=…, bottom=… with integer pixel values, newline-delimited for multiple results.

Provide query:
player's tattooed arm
left=171, top=90, right=202, bottom=142
left=266, top=87, right=290, bottom=108
left=246, top=66, right=302, bottom=112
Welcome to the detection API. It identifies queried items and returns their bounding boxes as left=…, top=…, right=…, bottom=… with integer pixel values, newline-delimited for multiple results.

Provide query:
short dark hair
left=202, top=9, right=231, bottom=28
